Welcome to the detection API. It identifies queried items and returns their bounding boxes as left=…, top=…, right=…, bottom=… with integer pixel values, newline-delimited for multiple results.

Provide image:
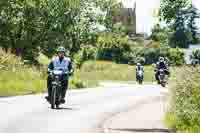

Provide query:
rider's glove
left=69, top=72, right=73, bottom=76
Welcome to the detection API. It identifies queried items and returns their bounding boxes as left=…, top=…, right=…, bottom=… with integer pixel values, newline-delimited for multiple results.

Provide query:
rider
left=45, top=46, right=73, bottom=103
left=155, top=57, right=169, bottom=84
left=136, top=63, right=144, bottom=81
left=192, top=59, right=199, bottom=67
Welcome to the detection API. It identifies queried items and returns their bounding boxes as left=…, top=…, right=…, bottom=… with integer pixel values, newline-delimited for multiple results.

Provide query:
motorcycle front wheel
left=139, top=80, right=143, bottom=85
left=161, top=81, right=166, bottom=87
left=51, top=86, right=57, bottom=109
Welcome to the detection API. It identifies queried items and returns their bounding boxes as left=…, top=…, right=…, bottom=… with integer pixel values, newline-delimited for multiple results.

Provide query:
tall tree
left=186, top=5, right=200, bottom=44
left=0, top=0, right=120, bottom=63
left=170, top=9, right=189, bottom=48
left=160, top=0, right=190, bottom=48
left=160, top=0, right=189, bottom=23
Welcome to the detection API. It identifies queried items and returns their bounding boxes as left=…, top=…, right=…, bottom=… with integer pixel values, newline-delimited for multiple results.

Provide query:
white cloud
left=193, top=0, right=200, bottom=9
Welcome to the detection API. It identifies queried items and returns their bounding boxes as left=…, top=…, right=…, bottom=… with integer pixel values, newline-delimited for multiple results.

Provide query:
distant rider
left=136, top=63, right=144, bottom=81
left=155, top=57, right=169, bottom=84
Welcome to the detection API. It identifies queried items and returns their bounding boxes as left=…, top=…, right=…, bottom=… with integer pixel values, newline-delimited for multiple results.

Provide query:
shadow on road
left=56, top=107, right=74, bottom=110
left=109, top=128, right=176, bottom=133
left=48, top=107, right=76, bottom=110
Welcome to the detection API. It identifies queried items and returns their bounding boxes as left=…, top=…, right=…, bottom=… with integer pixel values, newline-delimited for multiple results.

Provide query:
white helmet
left=57, top=46, right=65, bottom=52
left=159, top=57, right=164, bottom=62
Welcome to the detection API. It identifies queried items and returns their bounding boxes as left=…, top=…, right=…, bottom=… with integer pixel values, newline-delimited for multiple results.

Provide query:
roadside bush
left=0, top=49, right=46, bottom=96
left=167, top=48, right=185, bottom=65
left=96, top=32, right=130, bottom=63
left=143, top=48, right=160, bottom=64
left=167, top=67, right=200, bottom=132
left=70, top=78, right=86, bottom=89
left=0, top=48, right=23, bottom=68
left=112, top=22, right=129, bottom=35
left=74, top=45, right=97, bottom=69
left=37, top=53, right=50, bottom=66
left=81, top=45, right=97, bottom=61
left=150, top=24, right=169, bottom=43
left=129, top=47, right=184, bottom=65
left=191, top=49, right=200, bottom=61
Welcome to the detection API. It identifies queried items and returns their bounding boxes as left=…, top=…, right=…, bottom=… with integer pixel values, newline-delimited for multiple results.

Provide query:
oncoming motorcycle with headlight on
left=49, top=70, right=69, bottom=109
left=136, top=69, right=144, bottom=84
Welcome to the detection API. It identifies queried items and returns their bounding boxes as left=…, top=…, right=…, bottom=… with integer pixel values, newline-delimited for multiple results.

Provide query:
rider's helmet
left=137, top=63, right=141, bottom=66
left=159, top=57, right=165, bottom=63
left=57, top=46, right=66, bottom=53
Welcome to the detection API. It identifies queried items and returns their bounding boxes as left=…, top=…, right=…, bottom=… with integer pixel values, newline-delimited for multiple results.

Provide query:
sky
left=193, top=0, right=200, bottom=9
left=120, top=0, right=200, bottom=35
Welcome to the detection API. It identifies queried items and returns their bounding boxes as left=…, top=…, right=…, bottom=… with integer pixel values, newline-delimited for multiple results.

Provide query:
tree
left=0, top=0, right=120, bottom=63
left=186, top=5, right=200, bottom=44
left=160, top=0, right=189, bottom=23
left=160, top=0, right=191, bottom=48
left=169, top=9, right=189, bottom=48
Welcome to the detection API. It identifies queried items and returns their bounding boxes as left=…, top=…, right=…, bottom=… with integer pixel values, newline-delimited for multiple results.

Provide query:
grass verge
left=0, top=51, right=155, bottom=96
left=74, top=60, right=154, bottom=82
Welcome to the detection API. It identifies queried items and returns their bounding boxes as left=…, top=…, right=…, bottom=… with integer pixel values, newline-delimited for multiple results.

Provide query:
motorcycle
left=136, top=70, right=144, bottom=85
left=158, top=69, right=167, bottom=87
left=49, top=70, right=68, bottom=109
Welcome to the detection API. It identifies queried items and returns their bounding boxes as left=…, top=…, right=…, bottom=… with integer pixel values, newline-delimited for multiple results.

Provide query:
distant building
left=114, top=0, right=160, bottom=35
left=112, top=2, right=136, bottom=34
left=117, top=0, right=200, bottom=35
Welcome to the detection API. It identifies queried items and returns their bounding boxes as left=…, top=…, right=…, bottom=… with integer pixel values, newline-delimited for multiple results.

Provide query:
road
left=0, top=82, right=170, bottom=133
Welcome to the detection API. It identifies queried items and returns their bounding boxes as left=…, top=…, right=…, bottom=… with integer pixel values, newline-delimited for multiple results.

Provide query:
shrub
left=129, top=47, right=185, bottom=65
left=70, top=78, right=86, bottom=89
left=0, top=49, right=46, bottom=96
left=191, top=49, right=200, bottom=61
left=96, top=32, right=130, bottom=63
left=81, top=45, right=97, bottom=61
left=37, top=53, right=50, bottom=66
left=74, top=45, right=97, bottom=69
left=0, top=48, right=22, bottom=67
left=150, top=24, right=169, bottom=43
left=167, top=48, right=185, bottom=65
left=168, top=67, right=200, bottom=131
left=143, top=48, right=160, bottom=64
left=112, top=22, right=129, bottom=35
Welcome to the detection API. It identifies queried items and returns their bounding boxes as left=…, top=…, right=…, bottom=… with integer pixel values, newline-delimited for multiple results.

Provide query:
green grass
left=164, top=112, right=177, bottom=129
left=182, top=127, right=200, bottom=133
left=0, top=57, right=155, bottom=96
left=0, top=50, right=46, bottom=96
left=0, top=67, right=46, bottom=96
left=71, top=60, right=154, bottom=88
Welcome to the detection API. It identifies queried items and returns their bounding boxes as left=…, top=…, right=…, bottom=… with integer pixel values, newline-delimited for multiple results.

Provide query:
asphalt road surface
left=0, top=82, right=170, bottom=133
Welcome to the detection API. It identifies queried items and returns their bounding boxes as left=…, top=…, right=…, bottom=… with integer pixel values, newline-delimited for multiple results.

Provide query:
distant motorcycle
left=136, top=70, right=144, bottom=85
left=49, top=70, right=68, bottom=109
left=158, top=69, right=167, bottom=87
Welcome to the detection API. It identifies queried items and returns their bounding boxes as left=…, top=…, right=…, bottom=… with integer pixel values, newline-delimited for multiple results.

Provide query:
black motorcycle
left=136, top=70, right=144, bottom=85
left=158, top=69, right=167, bottom=87
left=50, top=70, right=68, bottom=109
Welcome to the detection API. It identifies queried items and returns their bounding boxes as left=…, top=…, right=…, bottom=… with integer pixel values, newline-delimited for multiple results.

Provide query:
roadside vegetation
left=1, top=0, right=200, bottom=131
left=159, top=0, right=200, bottom=132
left=165, top=66, right=200, bottom=133
left=0, top=49, right=46, bottom=96
left=0, top=0, right=193, bottom=96
left=72, top=61, right=155, bottom=89
left=0, top=49, right=155, bottom=96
